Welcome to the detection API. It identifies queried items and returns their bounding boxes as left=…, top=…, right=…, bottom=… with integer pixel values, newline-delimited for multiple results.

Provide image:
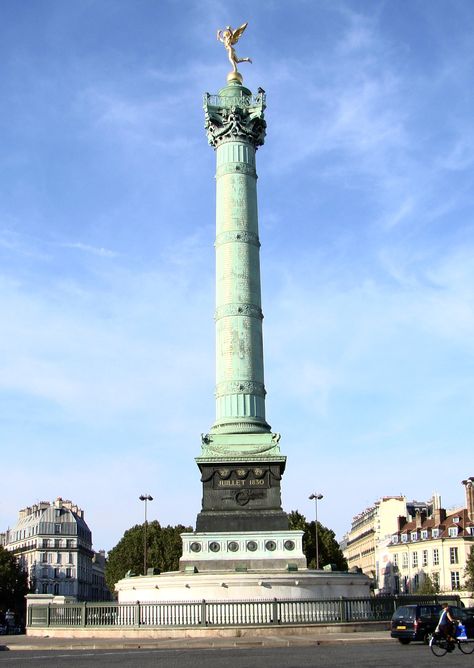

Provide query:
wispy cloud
left=59, top=242, right=118, bottom=258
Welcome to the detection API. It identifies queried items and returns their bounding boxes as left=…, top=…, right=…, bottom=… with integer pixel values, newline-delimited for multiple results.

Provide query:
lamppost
left=139, top=494, right=153, bottom=575
left=309, top=493, right=324, bottom=569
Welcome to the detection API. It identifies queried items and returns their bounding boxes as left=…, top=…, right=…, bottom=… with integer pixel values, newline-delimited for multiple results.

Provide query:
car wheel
left=398, top=638, right=411, bottom=645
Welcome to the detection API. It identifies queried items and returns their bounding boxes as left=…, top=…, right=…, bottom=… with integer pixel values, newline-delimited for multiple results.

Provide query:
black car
left=391, top=604, right=474, bottom=644
left=391, top=604, right=442, bottom=644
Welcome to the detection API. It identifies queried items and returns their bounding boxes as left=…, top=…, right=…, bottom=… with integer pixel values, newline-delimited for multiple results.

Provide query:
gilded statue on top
left=217, top=22, right=252, bottom=76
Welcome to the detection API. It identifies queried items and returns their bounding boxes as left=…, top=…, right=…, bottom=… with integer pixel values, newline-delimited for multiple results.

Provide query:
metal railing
left=203, top=93, right=265, bottom=109
left=27, top=594, right=460, bottom=629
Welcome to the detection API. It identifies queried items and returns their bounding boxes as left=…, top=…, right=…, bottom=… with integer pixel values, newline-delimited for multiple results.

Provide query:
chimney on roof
left=415, top=510, right=426, bottom=528
left=462, top=477, right=474, bottom=521
left=432, top=493, right=441, bottom=511
left=434, top=507, right=447, bottom=524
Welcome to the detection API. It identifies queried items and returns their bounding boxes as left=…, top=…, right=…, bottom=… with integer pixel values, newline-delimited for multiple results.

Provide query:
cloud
left=58, top=241, right=118, bottom=258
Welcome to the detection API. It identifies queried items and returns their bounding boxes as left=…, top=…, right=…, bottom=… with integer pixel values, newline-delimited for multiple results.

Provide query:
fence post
left=80, top=602, right=87, bottom=627
left=338, top=597, right=347, bottom=622
left=200, top=599, right=207, bottom=627
left=46, top=603, right=51, bottom=628
left=133, top=601, right=140, bottom=627
left=272, top=598, right=279, bottom=625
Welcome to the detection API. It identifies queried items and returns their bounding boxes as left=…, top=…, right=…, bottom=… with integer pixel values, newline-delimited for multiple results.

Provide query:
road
left=0, top=644, right=470, bottom=667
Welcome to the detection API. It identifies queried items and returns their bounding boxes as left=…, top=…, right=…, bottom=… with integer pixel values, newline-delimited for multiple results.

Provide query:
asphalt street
left=0, top=644, right=470, bottom=668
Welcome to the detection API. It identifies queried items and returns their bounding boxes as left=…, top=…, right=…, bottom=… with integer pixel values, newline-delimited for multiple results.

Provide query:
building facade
left=342, top=496, right=408, bottom=588
left=385, top=478, right=474, bottom=595
left=2, top=497, right=110, bottom=601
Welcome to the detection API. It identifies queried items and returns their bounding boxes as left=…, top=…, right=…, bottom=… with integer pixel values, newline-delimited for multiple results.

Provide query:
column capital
left=203, top=90, right=266, bottom=149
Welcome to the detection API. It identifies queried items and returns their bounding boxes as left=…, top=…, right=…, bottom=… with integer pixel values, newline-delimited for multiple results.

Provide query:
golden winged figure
left=217, top=22, right=252, bottom=73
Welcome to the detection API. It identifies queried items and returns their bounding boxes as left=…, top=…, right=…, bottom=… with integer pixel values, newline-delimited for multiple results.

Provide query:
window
left=448, top=527, right=458, bottom=537
left=53, top=583, right=59, bottom=595
left=392, top=535, right=399, bottom=544
left=401, top=534, right=408, bottom=543
left=422, top=550, right=428, bottom=567
left=66, top=568, right=72, bottom=579
left=411, top=531, right=418, bottom=542
left=412, top=551, right=418, bottom=567
left=54, top=568, right=60, bottom=578
left=42, top=583, right=48, bottom=594
left=413, top=574, right=419, bottom=589
left=54, top=539, right=61, bottom=548
left=393, top=553, right=398, bottom=567
left=421, top=530, right=428, bottom=540
left=433, top=548, right=439, bottom=565
left=450, top=547, right=458, bottom=564
left=68, top=552, right=73, bottom=564
left=41, top=552, right=47, bottom=563
left=451, top=571, right=460, bottom=590
left=402, top=552, right=408, bottom=568
left=54, top=523, right=61, bottom=534
left=56, top=552, right=61, bottom=564
left=66, top=539, right=74, bottom=548
left=453, top=516, right=460, bottom=523
left=42, top=539, right=49, bottom=548
left=432, top=528, right=439, bottom=538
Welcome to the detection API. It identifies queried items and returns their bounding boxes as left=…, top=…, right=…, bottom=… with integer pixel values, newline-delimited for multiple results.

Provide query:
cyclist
left=436, top=603, right=458, bottom=650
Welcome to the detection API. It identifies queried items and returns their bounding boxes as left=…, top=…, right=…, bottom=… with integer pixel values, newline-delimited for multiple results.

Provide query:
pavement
left=0, top=630, right=392, bottom=651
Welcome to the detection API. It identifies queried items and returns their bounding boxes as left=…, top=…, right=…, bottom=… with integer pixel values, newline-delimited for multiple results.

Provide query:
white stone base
left=179, top=530, right=306, bottom=571
left=116, top=569, right=371, bottom=602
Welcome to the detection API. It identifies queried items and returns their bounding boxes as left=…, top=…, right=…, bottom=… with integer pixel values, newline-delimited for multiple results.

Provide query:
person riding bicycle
left=436, top=603, right=458, bottom=649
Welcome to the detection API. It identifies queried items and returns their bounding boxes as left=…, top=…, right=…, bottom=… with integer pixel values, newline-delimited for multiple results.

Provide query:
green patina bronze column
left=207, top=83, right=268, bottom=435
left=195, top=27, right=287, bottom=533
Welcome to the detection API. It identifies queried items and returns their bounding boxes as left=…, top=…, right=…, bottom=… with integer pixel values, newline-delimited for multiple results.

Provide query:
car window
left=451, top=607, right=466, bottom=621
left=399, top=607, right=415, bottom=620
left=420, top=605, right=440, bottom=618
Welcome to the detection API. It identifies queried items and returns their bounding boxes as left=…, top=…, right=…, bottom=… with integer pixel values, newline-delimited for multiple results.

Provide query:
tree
left=0, top=546, right=29, bottom=617
left=288, top=510, right=347, bottom=571
left=465, top=546, right=474, bottom=594
left=415, top=573, right=439, bottom=595
left=105, top=521, right=192, bottom=594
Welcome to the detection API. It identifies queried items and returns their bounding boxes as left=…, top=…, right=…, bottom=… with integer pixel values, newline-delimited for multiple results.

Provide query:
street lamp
left=308, top=493, right=324, bottom=569
left=139, top=494, right=153, bottom=575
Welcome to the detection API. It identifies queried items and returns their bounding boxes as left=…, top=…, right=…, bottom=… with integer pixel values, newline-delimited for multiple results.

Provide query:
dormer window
left=392, top=535, right=399, bottom=544
left=453, top=516, right=460, bottom=523
left=448, top=527, right=458, bottom=537
left=411, top=531, right=418, bottom=542
left=432, top=528, right=439, bottom=538
left=401, top=533, right=408, bottom=543
left=421, top=530, right=428, bottom=540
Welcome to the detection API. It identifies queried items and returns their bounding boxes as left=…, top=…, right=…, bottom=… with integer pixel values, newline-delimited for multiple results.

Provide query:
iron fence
left=27, top=594, right=460, bottom=629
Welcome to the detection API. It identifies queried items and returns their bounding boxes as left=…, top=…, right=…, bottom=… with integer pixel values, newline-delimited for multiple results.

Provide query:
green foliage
left=465, top=546, right=474, bottom=594
left=415, top=573, right=439, bottom=595
left=0, top=546, right=29, bottom=616
left=105, top=521, right=192, bottom=594
left=288, top=510, right=347, bottom=571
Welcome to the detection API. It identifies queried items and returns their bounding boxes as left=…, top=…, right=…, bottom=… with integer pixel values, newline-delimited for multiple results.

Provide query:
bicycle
left=429, top=631, right=474, bottom=657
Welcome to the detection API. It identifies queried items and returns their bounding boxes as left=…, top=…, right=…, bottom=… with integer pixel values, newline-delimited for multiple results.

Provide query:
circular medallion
left=209, top=541, right=221, bottom=553
left=265, top=540, right=277, bottom=552
left=284, top=540, right=295, bottom=551
left=190, top=542, right=201, bottom=553
left=228, top=541, right=239, bottom=552
left=246, top=540, right=258, bottom=552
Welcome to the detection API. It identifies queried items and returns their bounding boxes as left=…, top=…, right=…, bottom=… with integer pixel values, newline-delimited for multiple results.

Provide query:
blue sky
left=1, top=0, right=473, bottom=553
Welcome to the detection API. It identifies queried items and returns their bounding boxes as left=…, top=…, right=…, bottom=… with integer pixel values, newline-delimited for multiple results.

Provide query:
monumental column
left=194, top=25, right=289, bottom=537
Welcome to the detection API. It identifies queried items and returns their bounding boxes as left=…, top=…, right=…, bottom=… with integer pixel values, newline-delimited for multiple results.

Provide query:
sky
left=1, top=0, right=473, bottom=553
